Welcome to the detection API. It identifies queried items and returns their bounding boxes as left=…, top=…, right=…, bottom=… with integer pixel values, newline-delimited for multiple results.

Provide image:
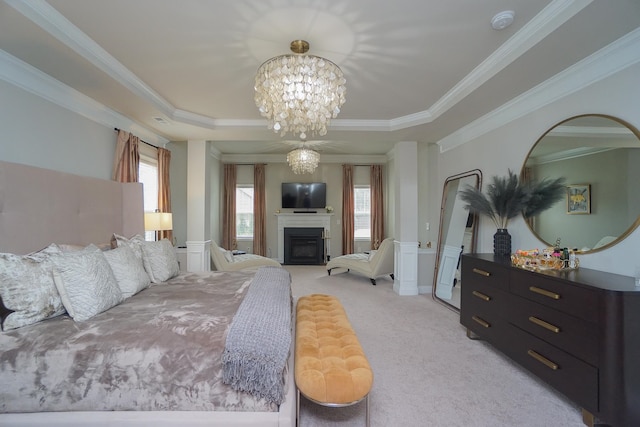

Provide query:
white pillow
left=111, top=233, right=146, bottom=259
left=0, top=243, right=66, bottom=330
left=141, top=239, right=180, bottom=283
left=103, top=245, right=151, bottom=298
left=52, top=245, right=124, bottom=321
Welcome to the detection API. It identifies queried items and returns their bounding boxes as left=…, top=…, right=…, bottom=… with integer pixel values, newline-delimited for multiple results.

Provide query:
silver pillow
left=141, top=239, right=180, bottom=283
left=103, top=245, right=151, bottom=298
left=52, top=246, right=124, bottom=321
left=0, top=244, right=66, bottom=330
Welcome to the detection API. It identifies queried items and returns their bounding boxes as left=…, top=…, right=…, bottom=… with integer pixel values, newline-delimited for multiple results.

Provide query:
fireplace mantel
left=276, top=213, right=333, bottom=263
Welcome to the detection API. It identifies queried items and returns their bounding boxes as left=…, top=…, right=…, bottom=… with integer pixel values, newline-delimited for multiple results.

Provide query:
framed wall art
left=567, top=184, right=591, bottom=214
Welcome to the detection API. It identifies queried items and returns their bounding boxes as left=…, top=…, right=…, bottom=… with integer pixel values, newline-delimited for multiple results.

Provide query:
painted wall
left=435, top=62, right=640, bottom=277
left=229, top=162, right=388, bottom=259
left=0, top=80, right=114, bottom=179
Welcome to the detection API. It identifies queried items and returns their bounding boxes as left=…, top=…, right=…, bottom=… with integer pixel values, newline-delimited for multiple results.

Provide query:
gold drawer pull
left=529, top=286, right=561, bottom=300
left=472, top=268, right=491, bottom=277
left=472, top=316, right=490, bottom=328
left=529, top=316, right=560, bottom=333
left=527, top=349, right=559, bottom=370
left=472, top=290, right=491, bottom=301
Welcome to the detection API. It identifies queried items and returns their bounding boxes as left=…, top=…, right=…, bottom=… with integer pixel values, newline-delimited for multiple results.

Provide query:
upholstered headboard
left=0, top=160, right=144, bottom=254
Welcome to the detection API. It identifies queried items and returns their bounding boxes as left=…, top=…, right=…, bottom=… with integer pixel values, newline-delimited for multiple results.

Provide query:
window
left=139, top=152, right=158, bottom=241
left=354, top=186, right=371, bottom=239
left=236, top=186, right=254, bottom=239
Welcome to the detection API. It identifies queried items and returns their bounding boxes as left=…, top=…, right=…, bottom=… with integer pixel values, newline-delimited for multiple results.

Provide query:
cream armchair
left=326, top=237, right=395, bottom=285
left=210, top=240, right=281, bottom=271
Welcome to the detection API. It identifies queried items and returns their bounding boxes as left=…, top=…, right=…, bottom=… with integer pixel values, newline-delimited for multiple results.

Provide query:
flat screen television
left=281, top=182, right=326, bottom=210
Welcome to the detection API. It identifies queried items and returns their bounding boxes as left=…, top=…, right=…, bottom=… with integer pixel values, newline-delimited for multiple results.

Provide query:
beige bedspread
left=0, top=270, right=281, bottom=413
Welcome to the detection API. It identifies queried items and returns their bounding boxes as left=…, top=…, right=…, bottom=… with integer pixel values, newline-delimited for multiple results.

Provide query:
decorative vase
left=493, top=228, right=511, bottom=256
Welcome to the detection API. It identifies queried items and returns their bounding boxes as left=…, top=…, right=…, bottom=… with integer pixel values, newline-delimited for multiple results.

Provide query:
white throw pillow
left=111, top=233, right=146, bottom=259
left=0, top=243, right=66, bottom=330
left=52, top=245, right=124, bottom=321
left=103, top=245, right=151, bottom=298
left=141, top=239, right=180, bottom=283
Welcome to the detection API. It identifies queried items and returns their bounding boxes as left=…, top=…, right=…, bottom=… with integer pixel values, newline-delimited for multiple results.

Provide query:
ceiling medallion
left=254, top=40, right=346, bottom=140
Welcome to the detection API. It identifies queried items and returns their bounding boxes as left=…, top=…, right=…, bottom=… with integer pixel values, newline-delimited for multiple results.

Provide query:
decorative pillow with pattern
left=103, top=245, right=151, bottom=298
left=0, top=243, right=66, bottom=331
left=141, top=239, right=180, bottom=283
left=52, top=245, right=124, bottom=321
left=111, top=233, right=146, bottom=259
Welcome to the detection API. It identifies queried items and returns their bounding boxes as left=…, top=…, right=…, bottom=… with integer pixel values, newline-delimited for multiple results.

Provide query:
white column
left=185, top=239, right=211, bottom=272
left=186, top=140, right=211, bottom=271
left=393, top=141, right=419, bottom=296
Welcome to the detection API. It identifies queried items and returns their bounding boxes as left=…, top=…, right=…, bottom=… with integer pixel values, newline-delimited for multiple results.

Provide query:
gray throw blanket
left=222, top=266, right=292, bottom=405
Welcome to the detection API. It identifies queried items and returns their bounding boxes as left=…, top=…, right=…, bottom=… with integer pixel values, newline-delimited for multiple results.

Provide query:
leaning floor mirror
left=432, top=169, right=481, bottom=311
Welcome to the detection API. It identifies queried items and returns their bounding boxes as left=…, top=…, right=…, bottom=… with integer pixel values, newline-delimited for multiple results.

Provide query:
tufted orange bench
left=295, top=294, right=373, bottom=426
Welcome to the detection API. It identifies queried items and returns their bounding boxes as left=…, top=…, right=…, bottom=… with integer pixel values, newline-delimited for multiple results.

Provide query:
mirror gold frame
left=522, top=114, right=640, bottom=253
left=432, top=169, right=481, bottom=312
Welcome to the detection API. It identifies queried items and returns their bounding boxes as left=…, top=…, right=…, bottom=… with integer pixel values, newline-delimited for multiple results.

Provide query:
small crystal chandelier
left=287, top=145, right=320, bottom=175
left=254, top=40, right=346, bottom=139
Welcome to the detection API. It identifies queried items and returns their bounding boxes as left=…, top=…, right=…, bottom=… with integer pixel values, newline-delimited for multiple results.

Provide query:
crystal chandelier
left=287, top=145, right=320, bottom=175
left=254, top=40, right=346, bottom=139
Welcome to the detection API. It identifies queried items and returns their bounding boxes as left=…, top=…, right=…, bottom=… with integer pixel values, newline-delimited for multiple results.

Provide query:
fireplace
left=284, top=227, right=324, bottom=265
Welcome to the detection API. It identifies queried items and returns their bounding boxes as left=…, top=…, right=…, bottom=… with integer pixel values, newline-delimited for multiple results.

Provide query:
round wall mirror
left=523, top=114, right=640, bottom=253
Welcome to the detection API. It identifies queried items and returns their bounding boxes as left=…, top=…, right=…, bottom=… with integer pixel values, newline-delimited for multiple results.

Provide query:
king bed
left=0, top=160, right=295, bottom=427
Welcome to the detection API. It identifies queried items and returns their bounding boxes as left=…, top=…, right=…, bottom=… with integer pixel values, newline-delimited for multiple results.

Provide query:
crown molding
left=428, top=0, right=592, bottom=121
left=220, top=153, right=388, bottom=164
left=5, top=0, right=175, bottom=117
left=4, top=0, right=593, bottom=135
left=0, top=49, right=169, bottom=146
left=436, top=26, right=640, bottom=153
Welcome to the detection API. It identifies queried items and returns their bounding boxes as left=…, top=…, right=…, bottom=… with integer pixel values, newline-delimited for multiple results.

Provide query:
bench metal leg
left=296, top=388, right=300, bottom=427
left=366, top=394, right=370, bottom=427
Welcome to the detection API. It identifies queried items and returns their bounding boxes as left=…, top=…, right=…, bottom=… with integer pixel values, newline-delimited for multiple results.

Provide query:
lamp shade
left=144, top=212, right=173, bottom=231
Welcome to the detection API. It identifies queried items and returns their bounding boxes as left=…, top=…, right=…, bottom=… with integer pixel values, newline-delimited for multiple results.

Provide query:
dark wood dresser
left=460, top=253, right=640, bottom=427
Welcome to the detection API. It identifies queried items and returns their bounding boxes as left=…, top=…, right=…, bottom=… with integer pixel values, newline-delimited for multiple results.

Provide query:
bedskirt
left=0, top=270, right=284, bottom=413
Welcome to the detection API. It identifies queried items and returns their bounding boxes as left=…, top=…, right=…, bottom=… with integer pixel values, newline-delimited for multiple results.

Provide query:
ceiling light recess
left=254, top=40, right=346, bottom=140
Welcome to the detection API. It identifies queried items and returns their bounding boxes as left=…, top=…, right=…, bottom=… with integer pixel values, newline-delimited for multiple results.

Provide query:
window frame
left=353, top=185, right=371, bottom=241
left=235, top=185, right=254, bottom=240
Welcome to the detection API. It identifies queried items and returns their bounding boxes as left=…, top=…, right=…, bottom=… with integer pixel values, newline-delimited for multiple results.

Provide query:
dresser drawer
left=506, top=325, right=598, bottom=412
left=509, top=270, right=599, bottom=322
left=508, top=295, right=598, bottom=366
left=460, top=307, right=509, bottom=346
left=461, top=279, right=511, bottom=318
left=461, top=286, right=511, bottom=346
left=462, top=256, right=510, bottom=292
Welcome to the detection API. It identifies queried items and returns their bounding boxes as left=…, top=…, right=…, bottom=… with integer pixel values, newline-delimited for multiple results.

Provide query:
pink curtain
left=222, top=164, right=237, bottom=250
left=342, top=164, right=355, bottom=254
left=253, top=164, right=266, bottom=256
left=157, top=147, right=173, bottom=242
left=112, top=130, right=139, bottom=182
left=370, top=164, right=384, bottom=249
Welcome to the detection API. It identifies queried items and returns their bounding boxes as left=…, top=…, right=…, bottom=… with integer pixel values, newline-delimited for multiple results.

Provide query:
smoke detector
left=491, top=11, right=515, bottom=30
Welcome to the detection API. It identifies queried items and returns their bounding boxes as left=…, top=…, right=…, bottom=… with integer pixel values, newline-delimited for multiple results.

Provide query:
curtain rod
left=113, top=128, right=159, bottom=149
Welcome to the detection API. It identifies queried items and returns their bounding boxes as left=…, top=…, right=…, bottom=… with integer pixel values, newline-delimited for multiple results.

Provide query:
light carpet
left=286, top=265, right=585, bottom=427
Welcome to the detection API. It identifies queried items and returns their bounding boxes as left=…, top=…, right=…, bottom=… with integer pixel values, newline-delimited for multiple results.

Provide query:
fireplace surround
left=276, top=213, right=332, bottom=264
